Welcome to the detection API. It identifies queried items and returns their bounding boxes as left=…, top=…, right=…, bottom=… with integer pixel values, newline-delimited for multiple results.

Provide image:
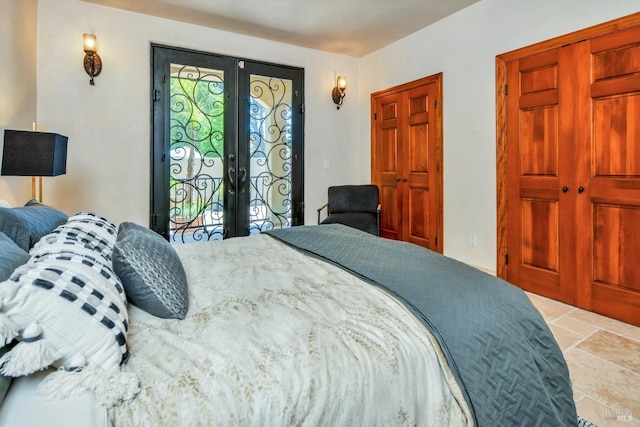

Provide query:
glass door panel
left=247, top=75, right=293, bottom=235
left=169, top=64, right=226, bottom=243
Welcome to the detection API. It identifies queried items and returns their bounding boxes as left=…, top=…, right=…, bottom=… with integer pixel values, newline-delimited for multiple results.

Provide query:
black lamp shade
left=1, top=130, right=68, bottom=176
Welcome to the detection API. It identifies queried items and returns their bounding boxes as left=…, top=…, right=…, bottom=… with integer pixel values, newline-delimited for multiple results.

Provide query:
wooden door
left=371, top=74, right=443, bottom=252
left=498, top=13, right=640, bottom=326
left=585, top=27, right=640, bottom=325
left=505, top=47, right=576, bottom=303
left=404, top=83, right=440, bottom=248
left=374, top=91, right=402, bottom=241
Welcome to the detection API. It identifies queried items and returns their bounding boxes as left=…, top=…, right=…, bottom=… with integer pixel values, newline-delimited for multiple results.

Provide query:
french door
left=150, top=45, right=304, bottom=243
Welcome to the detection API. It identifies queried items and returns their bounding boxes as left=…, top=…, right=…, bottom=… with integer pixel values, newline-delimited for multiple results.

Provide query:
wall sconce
left=83, top=33, right=102, bottom=86
left=332, top=76, right=347, bottom=109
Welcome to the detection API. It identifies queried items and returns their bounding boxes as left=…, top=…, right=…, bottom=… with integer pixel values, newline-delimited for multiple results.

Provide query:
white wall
left=358, top=0, right=640, bottom=273
left=0, top=0, right=38, bottom=206
left=36, top=0, right=359, bottom=226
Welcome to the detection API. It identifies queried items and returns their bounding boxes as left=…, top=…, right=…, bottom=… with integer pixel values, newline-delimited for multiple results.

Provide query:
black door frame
left=150, top=44, right=304, bottom=240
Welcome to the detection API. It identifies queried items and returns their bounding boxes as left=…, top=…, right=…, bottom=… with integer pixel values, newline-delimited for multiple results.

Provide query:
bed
left=0, top=201, right=578, bottom=426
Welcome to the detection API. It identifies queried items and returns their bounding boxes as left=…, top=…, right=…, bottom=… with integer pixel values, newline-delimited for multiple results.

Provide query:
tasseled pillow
left=0, top=212, right=139, bottom=407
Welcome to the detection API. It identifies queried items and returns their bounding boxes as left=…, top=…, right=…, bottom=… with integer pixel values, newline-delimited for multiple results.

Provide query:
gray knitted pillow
left=0, top=231, right=29, bottom=282
left=112, top=222, right=188, bottom=319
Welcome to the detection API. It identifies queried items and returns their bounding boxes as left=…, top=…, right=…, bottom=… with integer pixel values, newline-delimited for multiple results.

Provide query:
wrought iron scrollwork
left=247, top=75, right=293, bottom=235
left=169, top=64, right=225, bottom=243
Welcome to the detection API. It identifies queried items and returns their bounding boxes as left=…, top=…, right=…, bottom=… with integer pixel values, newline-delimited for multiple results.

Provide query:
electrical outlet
left=469, top=233, right=477, bottom=247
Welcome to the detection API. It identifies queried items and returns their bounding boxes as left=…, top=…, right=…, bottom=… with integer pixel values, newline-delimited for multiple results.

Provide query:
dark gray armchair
left=317, top=185, right=381, bottom=236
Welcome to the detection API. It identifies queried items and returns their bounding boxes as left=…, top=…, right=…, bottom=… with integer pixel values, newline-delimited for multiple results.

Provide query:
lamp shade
left=1, top=130, right=68, bottom=176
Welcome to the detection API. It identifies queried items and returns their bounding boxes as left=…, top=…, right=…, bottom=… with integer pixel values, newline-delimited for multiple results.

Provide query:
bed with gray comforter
left=267, top=224, right=577, bottom=427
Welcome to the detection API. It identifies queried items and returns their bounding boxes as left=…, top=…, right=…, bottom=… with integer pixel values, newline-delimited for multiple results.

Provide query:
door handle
left=238, top=167, right=247, bottom=193
left=227, top=167, right=236, bottom=194
left=402, top=178, right=407, bottom=182
left=396, top=178, right=401, bottom=182
left=578, top=186, right=584, bottom=193
left=562, top=186, right=569, bottom=193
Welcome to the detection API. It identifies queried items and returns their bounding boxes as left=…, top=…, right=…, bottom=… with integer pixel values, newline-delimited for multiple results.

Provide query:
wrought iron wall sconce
left=83, top=33, right=102, bottom=86
left=332, top=76, right=347, bottom=109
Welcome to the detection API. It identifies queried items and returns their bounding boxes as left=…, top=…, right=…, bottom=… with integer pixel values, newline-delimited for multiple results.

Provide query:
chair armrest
left=317, top=203, right=329, bottom=224
left=376, top=203, right=381, bottom=213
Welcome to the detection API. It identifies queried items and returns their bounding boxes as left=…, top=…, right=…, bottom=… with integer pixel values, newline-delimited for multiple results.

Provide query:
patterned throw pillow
left=0, top=212, right=138, bottom=407
left=112, top=222, right=188, bottom=319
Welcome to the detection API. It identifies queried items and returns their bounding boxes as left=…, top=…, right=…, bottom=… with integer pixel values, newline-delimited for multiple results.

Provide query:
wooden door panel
left=520, top=106, right=558, bottom=176
left=406, top=84, right=437, bottom=249
left=506, top=50, right=569, bottom=300
left=586, top=28, right=640, bottom=325
left=408, top=187, right=429, bottom=242
left=381, top=128, right=399, bottom=171
left=518, top=197, right=562, bottom=297
left=594, top=205, right=640, bottom=291
left=593, top=95, right=640, bottom=176
left=591, top=26, right=640, bottom=80
left=375, top=93, right=402, bottom=239
left=405, top=88, right=431, bottom=247
left=407, top=173, right=430, bottom=246
left=408, top=123, right=428, bottom=172
left=520, top=198, right=559, bottom=272
left=380, top=182, right=400, bottom=239
left=592, top=202, right=640, bottom=325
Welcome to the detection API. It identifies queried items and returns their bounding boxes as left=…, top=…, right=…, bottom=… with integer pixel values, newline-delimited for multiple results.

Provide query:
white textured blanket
left=109, top=234, right=471, bottom=426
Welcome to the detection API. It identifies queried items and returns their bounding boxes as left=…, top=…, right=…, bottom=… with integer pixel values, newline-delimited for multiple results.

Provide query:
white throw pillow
left=0, top=212, right=138, bottom=407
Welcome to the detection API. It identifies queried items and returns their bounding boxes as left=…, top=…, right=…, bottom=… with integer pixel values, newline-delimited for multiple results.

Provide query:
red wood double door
left=502, top=20, right=640, bottom=326
left=371, top=74, right=443, bottom=252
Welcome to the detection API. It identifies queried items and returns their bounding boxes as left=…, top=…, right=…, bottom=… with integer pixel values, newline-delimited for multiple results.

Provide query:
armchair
left=317, top=185, right=381, bottom=236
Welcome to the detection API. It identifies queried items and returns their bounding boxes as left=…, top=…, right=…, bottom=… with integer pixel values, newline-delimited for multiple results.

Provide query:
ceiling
left=79, top=0, right=480, bottom=57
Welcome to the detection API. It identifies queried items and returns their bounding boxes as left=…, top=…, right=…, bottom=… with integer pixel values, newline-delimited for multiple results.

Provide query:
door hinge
left=300, top=103, right=305, bottom=114
left=504, top=85, right=508, bottom=95
left=434, top=99, right=438, bottom=108
left=374, top=112, right=377, bottom=120
left=435, top=236, right=438, bottom=246
left=152, top=89, right=160, bottom=101
left=505, top=254, right=509, bottom=265
left=162, top=74, right=166, bottom=84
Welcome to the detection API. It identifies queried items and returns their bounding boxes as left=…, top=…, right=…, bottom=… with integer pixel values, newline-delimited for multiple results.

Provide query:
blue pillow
left=0, top=199, right=68, bottom=251
left=112, top=222, right=188, bottom=319
left=0, top=231, right=30, bottom=281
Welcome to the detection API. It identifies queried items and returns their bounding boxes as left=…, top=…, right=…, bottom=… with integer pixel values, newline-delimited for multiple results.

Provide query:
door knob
left=578, top=186, right=584, bottom=193
left=396, top=178, right=401, bottom=182
left=562, top=186, right=569, bottom=193
left=402, top=178, right=407, bottom=182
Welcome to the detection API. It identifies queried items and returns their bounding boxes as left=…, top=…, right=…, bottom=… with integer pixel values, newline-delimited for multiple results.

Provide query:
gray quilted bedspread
left=267, top=224, right=577, bottom=427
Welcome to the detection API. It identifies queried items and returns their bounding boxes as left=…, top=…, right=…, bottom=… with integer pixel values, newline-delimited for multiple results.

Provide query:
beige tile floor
left=526, top=292, right=640, bottom=427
